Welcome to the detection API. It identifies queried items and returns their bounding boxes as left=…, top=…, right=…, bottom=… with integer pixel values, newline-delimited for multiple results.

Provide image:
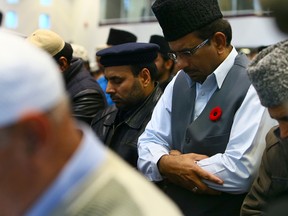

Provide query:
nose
left=105, top=82, right=115, bottom=94
left=175, top=57, right=189, bottom=69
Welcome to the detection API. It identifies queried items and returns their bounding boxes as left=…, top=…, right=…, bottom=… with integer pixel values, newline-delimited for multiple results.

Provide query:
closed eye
left=107, top=77, right=123, bottom=85
left=180, top=50, right=193, bottom=56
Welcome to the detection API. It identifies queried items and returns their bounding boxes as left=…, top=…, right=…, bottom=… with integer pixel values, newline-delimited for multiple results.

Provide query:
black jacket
left=64, top=58, right=107, bottom=124
left=91, top=84, right=162, bottom=168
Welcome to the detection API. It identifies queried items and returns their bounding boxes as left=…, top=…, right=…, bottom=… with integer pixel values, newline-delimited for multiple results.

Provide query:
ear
left=18, top=113, right=50, bottom=154
left=58, top=56, right=69, bottom=72
left=211, top=32, right=227, bottom=55
left=139, top=68, right=151, bottom=87
left=164, top=59, right=174, bottom=71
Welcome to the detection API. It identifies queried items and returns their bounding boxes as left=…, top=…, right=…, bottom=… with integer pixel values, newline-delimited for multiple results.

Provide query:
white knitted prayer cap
left=0, top=30, right=66, bottom=127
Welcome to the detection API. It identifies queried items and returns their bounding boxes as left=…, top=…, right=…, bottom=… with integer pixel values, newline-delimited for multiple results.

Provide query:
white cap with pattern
left=0, top=30, right=65, bottom=127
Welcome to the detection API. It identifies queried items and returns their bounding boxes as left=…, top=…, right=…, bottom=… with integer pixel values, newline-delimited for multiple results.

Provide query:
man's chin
left=114, top=102, right=124, bottom=109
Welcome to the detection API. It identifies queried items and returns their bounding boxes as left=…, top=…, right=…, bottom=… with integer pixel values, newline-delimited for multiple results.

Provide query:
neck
left=0, top=119, right=82, bottom=215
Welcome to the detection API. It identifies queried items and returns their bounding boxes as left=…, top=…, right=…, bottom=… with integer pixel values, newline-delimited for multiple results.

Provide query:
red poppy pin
left=209, top=106, right=222, bottom=121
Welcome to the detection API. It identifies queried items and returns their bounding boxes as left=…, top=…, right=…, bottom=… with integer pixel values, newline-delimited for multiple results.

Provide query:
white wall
left=70, top=0, right=164, bottom=63
left=0, top=0, right=287, bottom=64
left=229, top=16, right=287, bottom=47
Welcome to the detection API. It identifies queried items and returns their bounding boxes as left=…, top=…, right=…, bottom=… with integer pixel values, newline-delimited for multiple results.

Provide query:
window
left=5, top=11, right=18, bottom=29
left=100, top=0, right=155, bottom=25
left=39, top=13, right=51, bottom=29
left=99, top=0, right=270, bottom=25
left=6, top=0, right=19, bottom=4
left=40, top=0, right=52, bottom=6
left=219, top=0, right=269, bottom=15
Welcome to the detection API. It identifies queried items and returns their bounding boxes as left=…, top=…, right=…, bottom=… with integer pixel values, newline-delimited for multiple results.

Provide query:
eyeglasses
left=168, top=39, right=210, bottom=61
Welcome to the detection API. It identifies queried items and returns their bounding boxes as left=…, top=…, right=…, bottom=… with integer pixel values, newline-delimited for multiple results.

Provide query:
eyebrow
left=172, top=45, right=197, bottom=53
left=175, top=48, right=194, bottom=52
left=171, top=40, right=203, bottom=53
left=106, top=75, right=123, bottom=80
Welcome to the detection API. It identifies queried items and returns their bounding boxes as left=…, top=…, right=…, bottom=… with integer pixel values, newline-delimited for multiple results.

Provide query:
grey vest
left=172, top=53, right=250, bottom=156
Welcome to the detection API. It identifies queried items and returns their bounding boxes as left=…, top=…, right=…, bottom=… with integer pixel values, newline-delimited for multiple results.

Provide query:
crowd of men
left=0, top=0, right=288, bottom=214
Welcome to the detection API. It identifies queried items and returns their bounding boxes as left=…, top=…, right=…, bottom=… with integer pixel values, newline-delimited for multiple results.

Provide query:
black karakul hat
left=106, top=28, right=137, bottom=46
left=152, top=0, right=223, bottom=41
left=97, top=42, right=160, bottom=67
left=149, top=35, right=170, bottom=55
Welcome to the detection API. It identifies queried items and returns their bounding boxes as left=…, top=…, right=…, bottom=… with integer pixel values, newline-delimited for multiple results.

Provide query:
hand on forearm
left=158, top=152, right=223, bottom=195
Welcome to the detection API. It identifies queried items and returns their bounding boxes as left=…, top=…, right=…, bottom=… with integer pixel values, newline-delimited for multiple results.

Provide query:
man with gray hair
left=241, top=40, right=288, bottom=215
left=0, top=30, right=182, bottom=216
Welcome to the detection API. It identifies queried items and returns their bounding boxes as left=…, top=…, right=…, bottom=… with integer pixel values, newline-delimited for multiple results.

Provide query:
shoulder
left=263, top=126, right=283, bottom=167
left=91, top=105, right=117, bottom=126
left=51, top=151, right=182, bottom=216
left=265, top=126, right=280, bottom=150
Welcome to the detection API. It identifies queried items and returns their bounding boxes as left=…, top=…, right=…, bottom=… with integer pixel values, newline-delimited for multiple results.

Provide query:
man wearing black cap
left=106, top=28, right=137, bottom=46
left=137, top=0, right=276, bottom=215
left=96, top=28, right=138, bottom=106
left=149, top=35, right=176, bottom=91
left=91, top=42, right=162, bottom=168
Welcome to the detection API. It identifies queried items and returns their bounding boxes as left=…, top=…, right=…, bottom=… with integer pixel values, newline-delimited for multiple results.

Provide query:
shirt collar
left=213, top=47, right=238, bottom=89
left=183, top=47, right=238, bottom=88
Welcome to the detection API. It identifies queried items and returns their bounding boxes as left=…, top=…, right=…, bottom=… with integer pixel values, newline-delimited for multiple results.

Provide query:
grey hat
left=151, top=0, right=223, bottom=41
left=248, top=39, right=288, bottom=107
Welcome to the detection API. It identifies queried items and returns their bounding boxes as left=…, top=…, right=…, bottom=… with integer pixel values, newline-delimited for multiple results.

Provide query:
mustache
left=110, top=95, right=121, bottom=101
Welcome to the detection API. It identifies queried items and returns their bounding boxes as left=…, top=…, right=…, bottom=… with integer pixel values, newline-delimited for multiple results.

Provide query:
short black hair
left=196, top=19, right=232, bottom=46
left=53, top=42, right=73, bottom=65
left=130, top=62, right=158, bottom=81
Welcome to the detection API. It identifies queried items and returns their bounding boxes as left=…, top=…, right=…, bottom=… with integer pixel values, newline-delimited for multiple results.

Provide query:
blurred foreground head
left=0, top=29, right=73, bottom=215
left=0, top=30, right=66, bottom=127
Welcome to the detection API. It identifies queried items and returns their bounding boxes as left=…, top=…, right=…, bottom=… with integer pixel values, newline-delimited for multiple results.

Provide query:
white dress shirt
left=137, top=48, right=277, bottom=194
